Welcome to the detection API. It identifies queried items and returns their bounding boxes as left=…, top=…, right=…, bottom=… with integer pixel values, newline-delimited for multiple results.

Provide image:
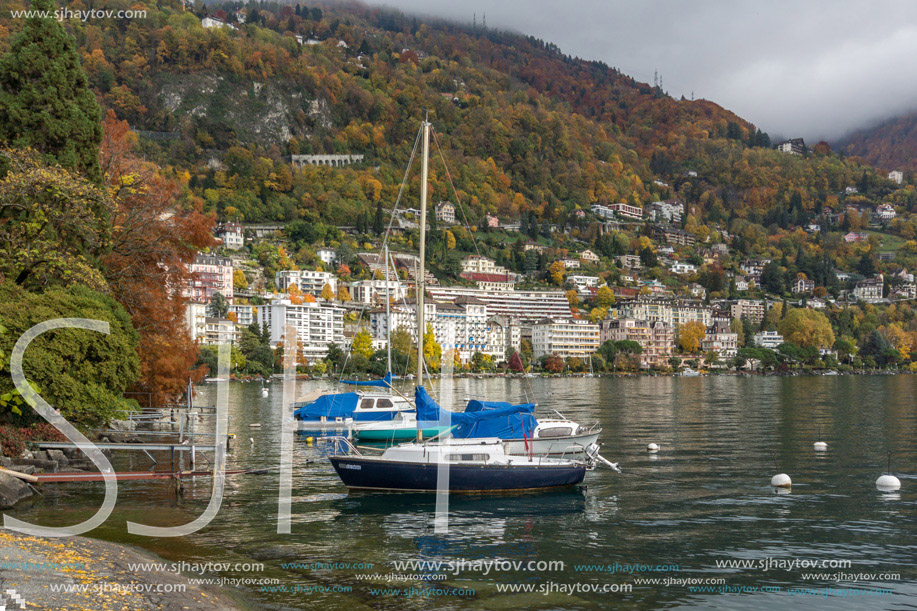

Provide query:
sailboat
left=327, top=117, right=594, bottom=492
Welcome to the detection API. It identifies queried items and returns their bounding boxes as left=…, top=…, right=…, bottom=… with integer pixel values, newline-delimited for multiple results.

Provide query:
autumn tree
left=321, top=282, right=335, bottom=302
left=565, top=289, right=579, bottom=308
left=548, top=260, right=565, bottom=285
left=0, top=0, right=102, bottom=181
left=99, top=112, right=215, bottom=405
left=679, top=321, right=706, bottom=353
left=337, top=286, right=351, bottom=302
left=423, top=323, right=442, bottom=371
left=595, top=285, right=616, bottom=308
left=778, top=308, right=835, bottom=349
left=351, top=328, right=374, bottom=359
left=542, top=354, right=565, bottom=373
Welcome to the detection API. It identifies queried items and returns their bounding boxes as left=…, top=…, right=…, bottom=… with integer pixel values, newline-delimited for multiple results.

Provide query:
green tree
left=0, top=149, right=111, bottom=289
left=207, top=292, right=229, bottom=318
left=0, top=281, right=139, bottom=427
left=0, top=0, right=102, bottom=181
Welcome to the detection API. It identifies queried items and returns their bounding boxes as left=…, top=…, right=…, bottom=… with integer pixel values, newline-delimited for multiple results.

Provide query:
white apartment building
left=646, top=200, right=684, bottom=224
left=435, top=201, right=456, bottom=224
left=702, top=329, right=739, bottom=358
left=349, top=278, right=406, bottom=305
left=185, top=254, right=234, bottom=304
left=532, top=318, right=600, bottom=359
left=620, top=299, right=713, bottom=329
left=185, top=303, right=241, bottom=345
left=671, top=262, right=698, bottom=275
left=369, top=297, right=513, bottom=362
left=316, top=248, right=338, bottom=267
left=426, top=287, right=572, bottom=322
left=228, top=304, right=256, bottom=327
left=275, top=270, right=337, bottom=297
left=607, top=203, right=644, bottom=221
left=888, top=170, right=904, bottom=185
left=459, top=255, right=515, bottom=291
left=258, top=300, right=345, bottom=363
left=215, top=222, right=244, bottom=249
left=753, top=330, right=784, bottom=349
left=568, top=275, right=600, bottom=295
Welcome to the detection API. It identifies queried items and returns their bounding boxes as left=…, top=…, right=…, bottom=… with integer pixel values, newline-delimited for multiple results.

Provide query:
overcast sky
left=362, top=0, right=917, bottom=142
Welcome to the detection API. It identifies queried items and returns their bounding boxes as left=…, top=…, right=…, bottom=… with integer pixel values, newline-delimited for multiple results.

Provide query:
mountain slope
left=836, top=112, right=917, bottom=174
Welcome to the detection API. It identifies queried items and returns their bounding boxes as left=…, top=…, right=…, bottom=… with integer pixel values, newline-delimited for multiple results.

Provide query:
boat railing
left=325, top=436, right=362, bottom=457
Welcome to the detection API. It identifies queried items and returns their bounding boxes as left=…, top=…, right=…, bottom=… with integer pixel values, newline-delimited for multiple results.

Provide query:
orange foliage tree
left=100, top=111, right=215, bottom=405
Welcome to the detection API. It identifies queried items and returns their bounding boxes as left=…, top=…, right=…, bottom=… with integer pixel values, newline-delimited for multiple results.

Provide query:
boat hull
left=354, top=426, right=451, bottom=441
left=503, top=432, right=600, bottom=457
left=329, top=456, right=586, bottom=492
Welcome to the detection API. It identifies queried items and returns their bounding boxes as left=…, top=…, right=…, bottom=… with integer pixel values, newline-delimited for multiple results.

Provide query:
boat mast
left=416, top=115, right=430, bottom=384
left=384, top=243, right=392, bottom=376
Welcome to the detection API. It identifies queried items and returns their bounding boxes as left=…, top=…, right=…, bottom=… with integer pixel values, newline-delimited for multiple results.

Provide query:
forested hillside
left=0, top=0, right=894, bottom=231
left=837, top=112, right=917, bottom=174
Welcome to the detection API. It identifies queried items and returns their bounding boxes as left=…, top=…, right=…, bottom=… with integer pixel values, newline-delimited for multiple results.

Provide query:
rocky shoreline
left=0, top=530, right=250, bottom=610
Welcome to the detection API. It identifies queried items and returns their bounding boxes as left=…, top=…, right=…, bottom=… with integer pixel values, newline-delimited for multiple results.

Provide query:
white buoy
left=249, top=437, right=254, bottom=444
left=647, top=443, right=659, bottom=453
left=771, top=473, right=792, bottom=488
left=261, top=387, right=269, bottom=397
left=877, top=451, right=901, bottom=491
left=876, top=474, right=901, bottom=491
left=814, top=441, right=827, bottom=451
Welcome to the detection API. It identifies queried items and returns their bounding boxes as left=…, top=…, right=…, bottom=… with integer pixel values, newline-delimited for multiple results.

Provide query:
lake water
left=10, top=375, right=917, bottom=609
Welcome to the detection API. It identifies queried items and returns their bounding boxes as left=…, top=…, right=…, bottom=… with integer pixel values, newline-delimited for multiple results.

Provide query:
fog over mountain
left=365, top=0, right=917, bottom=142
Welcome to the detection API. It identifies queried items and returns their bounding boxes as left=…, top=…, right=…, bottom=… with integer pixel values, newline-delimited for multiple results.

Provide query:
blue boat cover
left=293, top=392, right=360, bottom=421
left=415, top=386, right=537, bottom=439
left=340, top=372, right=392, bottom=388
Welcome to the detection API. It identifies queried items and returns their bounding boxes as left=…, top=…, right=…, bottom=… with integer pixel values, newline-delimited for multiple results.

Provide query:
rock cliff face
left=0, top=471, right=32, bottom=509
left=152, top=72, right=324, bottom=147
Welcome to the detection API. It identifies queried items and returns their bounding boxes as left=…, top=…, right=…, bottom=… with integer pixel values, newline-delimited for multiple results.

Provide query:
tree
left=373, top=200, right=384, bottom=235
left=508, top=351, right=525, bottom=373
left=351, top=328, right=374, bottom=359
left=207, top=292, right=229, bottom=318
left=99, top=112, right=215, bottom=404
left=321, top=282, right=335, bottom=302
left=391, top=327, right=413, bottom=357
left=0, top=0, right=102, bottom=181
left=595, top=285, right=616, bottom=308
left=565, top=289, right=579, bottom=308
left=0, top=149, right=111, bottom=290
left=471, top=351, right=493, bottom=372
left=423, top=323, right=441, bottom=370
left=233, top=269, right=248, bottom=290
left=337, top=286, right=351, bottom=302
left=543, top=355, right=565, bottom=373
left=548, top=260, right=565, bottom=285
left=778, top=308, right=835, bottom=349
left=0, top=282, right=139, bottom=426
left=679, top=321, right=706, bottom=353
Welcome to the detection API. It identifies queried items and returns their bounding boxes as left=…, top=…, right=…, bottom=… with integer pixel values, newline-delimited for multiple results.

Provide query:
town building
left=579, top=249, right=600, bottom=264
left=792, top=277, right=815, bottom=295
left=215, top=222, right=244, bottom=250
left=875, top=204, right=896, bottom=221
left=348, top=278, right=406, bottom=305
left=600, top=318, right=674, bottom=368
left=888, top=170, right=904, bottom=185
left=891, top=282, right=917, bottom=300
left=568, top=275, right=600, bottom=295
left=652, top=224, right=696, bottom=246
left=316, top=248, right=338, bottom=267
left=854, top=276, right=884, bottom=303
left=753, top=330, right=784, bottom=349
left=646, top=200, right=684, bottom=224
left=532, top=318, right=600, bottom=359
left=459, top=255, right=515, bottom=291
left=258, top=300, right=345, bottom=363
left=731, top=299, right=766, bottom=324
left=228, top=304, right=256, bottom=327
left=484, top=214, right=500, bottom=228
left=617, top=254, right=642, bottom=269
left=185, top=254, right=234, bottom=304
left=701, top=322, right=738, bottom=358
left=435, top=201, right=456, bottom=224
left=274, top=270, right=337, bottom=296
left=607, top=203, right=644, bottom=221
left=561, top=258, right=581, bottom=270
left=844, top=231, right=869, bottom=243
left=671, top=262, right=698, bottom=275
left=775, top=138, right=806, bottom=155
left=619, top=298, right=713, bottom=329
left=425, top=286, right=572, bottom=322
